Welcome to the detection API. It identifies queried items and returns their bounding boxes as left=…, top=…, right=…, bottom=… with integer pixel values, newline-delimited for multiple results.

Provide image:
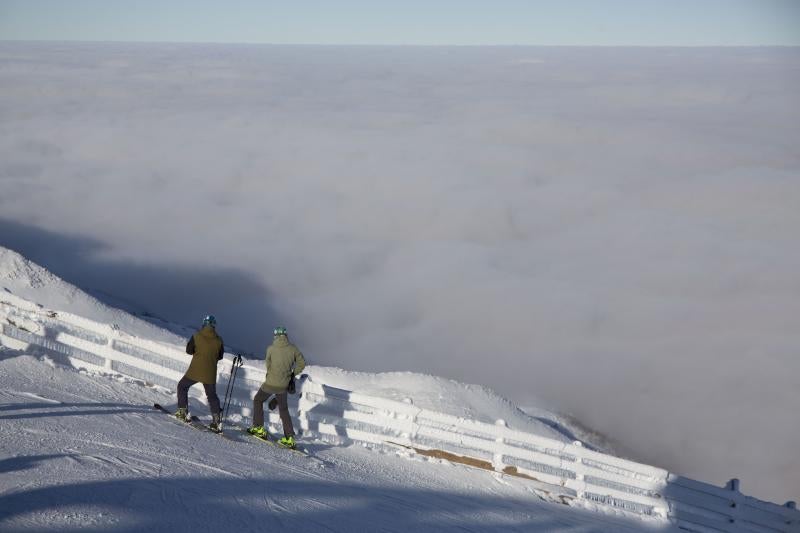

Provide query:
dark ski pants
left=177, top=376, right=221, bottom=415
left=253, top=389, right=295, bottom=437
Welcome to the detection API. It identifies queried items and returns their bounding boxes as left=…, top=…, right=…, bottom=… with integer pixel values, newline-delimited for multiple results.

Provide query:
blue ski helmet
left=273, top=326, right=287, bottom=336
left=203, top=315, right=217, bottom=327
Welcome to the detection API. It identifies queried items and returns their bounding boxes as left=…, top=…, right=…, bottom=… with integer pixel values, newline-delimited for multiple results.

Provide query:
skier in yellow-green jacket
left=247, top=326, right=306, bottom=448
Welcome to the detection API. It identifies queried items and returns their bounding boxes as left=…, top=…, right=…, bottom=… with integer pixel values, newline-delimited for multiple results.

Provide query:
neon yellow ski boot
left=279, top=436, right=296, bottom=449
left=247, top=425, right=268, bottom=439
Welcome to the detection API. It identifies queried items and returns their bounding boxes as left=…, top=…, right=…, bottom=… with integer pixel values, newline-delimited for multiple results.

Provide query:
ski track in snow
left=7, top=391, right=63, bottom=404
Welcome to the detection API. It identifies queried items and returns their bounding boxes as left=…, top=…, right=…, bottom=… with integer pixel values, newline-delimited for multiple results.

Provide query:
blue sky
left=0, top=0, right=798, bottom=45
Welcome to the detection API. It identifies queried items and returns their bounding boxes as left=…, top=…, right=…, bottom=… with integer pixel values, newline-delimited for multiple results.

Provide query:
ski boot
left=278, top=436, right=296, bottom=449
left=175, top=407, right=189, bottom=422
left=247, top=425, right=268, bottom=439
left=209, top=412, right=222, bottom=433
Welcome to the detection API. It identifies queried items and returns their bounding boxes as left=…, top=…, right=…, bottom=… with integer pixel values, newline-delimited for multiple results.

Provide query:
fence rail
left=1, top=293, right=797, bottom=533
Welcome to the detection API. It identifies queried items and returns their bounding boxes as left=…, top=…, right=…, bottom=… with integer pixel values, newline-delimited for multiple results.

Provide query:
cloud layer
left=1, top=43, right=799, bottom=501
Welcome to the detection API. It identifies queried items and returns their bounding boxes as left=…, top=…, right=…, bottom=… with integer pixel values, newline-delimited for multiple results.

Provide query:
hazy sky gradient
left=1, top=0, right=799, bottom=45
left=1, top=43, right=799, bottom=501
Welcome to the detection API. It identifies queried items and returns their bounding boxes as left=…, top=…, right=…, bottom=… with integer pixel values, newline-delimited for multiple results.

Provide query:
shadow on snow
left=0, top=471, right=668, bottom=533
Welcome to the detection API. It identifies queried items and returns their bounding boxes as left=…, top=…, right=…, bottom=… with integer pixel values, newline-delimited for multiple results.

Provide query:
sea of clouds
left=0, top=42, right=798, bottom=501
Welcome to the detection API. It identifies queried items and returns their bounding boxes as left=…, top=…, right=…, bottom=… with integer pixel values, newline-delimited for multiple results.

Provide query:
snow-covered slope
left=0, top=246, right=183, bottom=345
left=0, top=245, right=672, bottom=531
left=0, top=354, right=667, bottom=533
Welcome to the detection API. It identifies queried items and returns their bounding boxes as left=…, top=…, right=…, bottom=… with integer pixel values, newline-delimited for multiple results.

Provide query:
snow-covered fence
left=1, top=293, right=798, bottom=533
left=296, top=378, right=799, bottom=532
left=0, top=293, right=260, bottom=400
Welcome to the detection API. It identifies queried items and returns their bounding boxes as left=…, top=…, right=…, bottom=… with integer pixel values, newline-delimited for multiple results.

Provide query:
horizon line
left=2, top=39, right=799, bottom=49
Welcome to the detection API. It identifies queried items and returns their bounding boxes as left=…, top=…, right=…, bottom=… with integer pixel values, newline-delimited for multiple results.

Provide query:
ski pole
left=221, top=353, right=242, bottom=425
left=222, top=353, right=243, bottom=427
left=223, top=353, right=242, bottom=419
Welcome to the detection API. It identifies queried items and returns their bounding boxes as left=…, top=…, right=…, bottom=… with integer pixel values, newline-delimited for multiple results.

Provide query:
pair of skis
left=152, top=402, right=310, bottom=456
left=153, top=403, right=229, bottom=437
left=246, top=429, right=309, bottom=456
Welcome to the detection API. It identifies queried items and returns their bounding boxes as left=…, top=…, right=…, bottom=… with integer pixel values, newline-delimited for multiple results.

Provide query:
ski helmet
left=273, top=326, right=287, bottom=336
left=203, top=315, right=217, bottom=327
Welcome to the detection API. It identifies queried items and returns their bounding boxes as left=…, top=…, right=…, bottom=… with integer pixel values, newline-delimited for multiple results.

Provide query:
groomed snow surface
left=0, top=355, right=672, bottom=532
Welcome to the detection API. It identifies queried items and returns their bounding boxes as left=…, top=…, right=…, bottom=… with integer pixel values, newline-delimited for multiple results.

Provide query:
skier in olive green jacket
left=247, top=326, right=306, bottom=448
left=175, top=315, right=225, bottom=432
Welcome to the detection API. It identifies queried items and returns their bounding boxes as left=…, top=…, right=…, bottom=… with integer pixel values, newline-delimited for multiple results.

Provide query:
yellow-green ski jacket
left=260, top=335, right=306, bottom=394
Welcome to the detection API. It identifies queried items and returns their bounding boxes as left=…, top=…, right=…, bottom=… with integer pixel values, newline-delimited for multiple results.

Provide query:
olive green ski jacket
left=184, top=325, right=224, bottom=384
